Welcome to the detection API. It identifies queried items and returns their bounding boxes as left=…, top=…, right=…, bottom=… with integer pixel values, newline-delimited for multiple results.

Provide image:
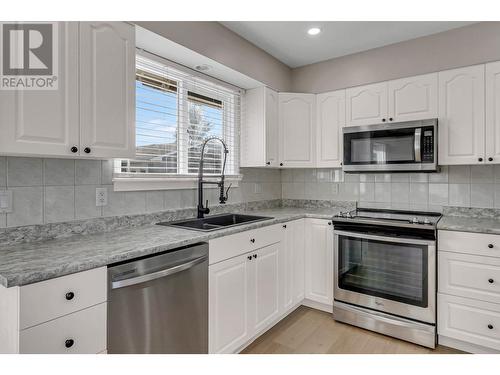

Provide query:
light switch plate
left=0, top=190, right=13, bottom=213
left=95, top=187, right=108, bottom=207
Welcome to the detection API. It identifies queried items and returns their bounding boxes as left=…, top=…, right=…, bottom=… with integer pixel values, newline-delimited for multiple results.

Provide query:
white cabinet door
left=79, top=22, right=136, bottom=159
left=280, top=219, right=305, bottom=313
left=486, top=61, right=500, bottom=164
left=438, top=65, right=485, bottom=165
left=388, top=73, right=438, bottom=122
left=279, top=93, right=315, bottom=167
left=316, top=90, right=345, bottom=168
left=0, top=22, right=79, bottom=157
left=346, top=82, right=388, bottom=127
left=305, top=219, right=333, bottom=306
left=251, top=243, right=281, bottom=334
left=209, top=253, right=251, bottom=354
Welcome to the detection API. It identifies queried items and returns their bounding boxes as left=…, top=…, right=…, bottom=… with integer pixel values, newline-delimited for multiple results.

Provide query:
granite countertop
left=437, top=215, right=500, bottom=235
left=0, top=207, right=344, bottom=288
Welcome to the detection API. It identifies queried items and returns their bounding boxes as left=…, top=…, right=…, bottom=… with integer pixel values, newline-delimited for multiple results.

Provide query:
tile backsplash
left=281, top=165, right=500, bottom=212
left=0, top=157, right=280, bottom=228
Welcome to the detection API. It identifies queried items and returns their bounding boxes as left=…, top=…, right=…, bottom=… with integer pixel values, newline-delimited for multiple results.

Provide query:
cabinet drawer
left=20, top=303, right=106, bottom=354
left=438, top=230, right=500, bottom=258
left=438, top=294, right=500, bottom=351
left=209, top=224, right=281, bottom=265
left=19, top=267, right=107, bottom=329
left=439, top=252, right=500, bottom=304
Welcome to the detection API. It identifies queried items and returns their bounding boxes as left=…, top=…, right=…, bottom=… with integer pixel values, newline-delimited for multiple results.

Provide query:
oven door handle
left=414, top=127, right=422, bottom=162
left=333, top=230, right=435, bottom=246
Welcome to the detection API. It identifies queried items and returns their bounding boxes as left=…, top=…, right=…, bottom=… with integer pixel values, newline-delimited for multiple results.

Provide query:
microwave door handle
left=414, top=128, right=422, bottom=162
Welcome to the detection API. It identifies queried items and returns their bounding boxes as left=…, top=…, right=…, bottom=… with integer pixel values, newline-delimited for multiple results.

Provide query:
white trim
left=113, top=175, right=242, bottom=192
left=438, top=335, right=499, bottom=354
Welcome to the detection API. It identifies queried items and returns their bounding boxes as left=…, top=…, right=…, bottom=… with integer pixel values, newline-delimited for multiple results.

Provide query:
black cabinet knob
left=282, top=224, right=287, bottom=229
left=250, top=238, right=255, bottom=243
left=65, top=339, right=74, bottom=348
left=65, top=292, right=74, bottom=301
left=84, top=147, right=91, bottom=154
left=488, top=244, right=494, bottom=249
left=489, top=278, right=494, bottom=284
left=489, top=157, right=494, bottom=162
left=328, top=222, right=332, bottom=225
left=488, top=324, right=494, bottom=330
left=389, top=118, right=393, bottom=121
left=70, top=146, right=78, bottom=153
left=266, top=162, right=270, bottom=165
left=247, top=256, right=252, bottom=261
left=479, top=157, right=483, bottom=162
left=279, top=163, right=283, bottom=166
left=382, top=118, right=386, bottom=122
left=253, top=254, right=257, bottom=259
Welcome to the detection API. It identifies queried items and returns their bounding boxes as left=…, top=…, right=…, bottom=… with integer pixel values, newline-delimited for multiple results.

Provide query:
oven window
left=337, top=235, right=428, bottom=307
left=350, top=135, right=414, bottom=163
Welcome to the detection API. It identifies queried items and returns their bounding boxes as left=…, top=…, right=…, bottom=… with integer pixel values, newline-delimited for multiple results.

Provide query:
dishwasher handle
left=111, top=255, right=207, bottom=290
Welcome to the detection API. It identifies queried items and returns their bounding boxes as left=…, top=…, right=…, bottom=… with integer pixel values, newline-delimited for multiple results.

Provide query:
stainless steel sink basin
left=157, top=213, right=273, bottom=232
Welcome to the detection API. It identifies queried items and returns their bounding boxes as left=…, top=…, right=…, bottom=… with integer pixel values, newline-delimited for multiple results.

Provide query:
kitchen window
left=114, top=53, right=241, bottom=191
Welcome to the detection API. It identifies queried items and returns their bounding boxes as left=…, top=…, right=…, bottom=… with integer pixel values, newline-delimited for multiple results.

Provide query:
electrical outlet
left=95, top=188, right=107, bottom=207
left=0, top=190, right=12, bottom=213
left=331, top=183, right=339, bottom=195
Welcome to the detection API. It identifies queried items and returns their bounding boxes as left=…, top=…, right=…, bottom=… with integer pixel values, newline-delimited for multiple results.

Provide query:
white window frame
left=113, top=51, right=242, bottom=192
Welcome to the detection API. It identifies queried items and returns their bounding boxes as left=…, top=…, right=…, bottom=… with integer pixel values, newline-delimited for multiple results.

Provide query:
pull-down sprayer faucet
left=197, top=137, right=231, bottom=218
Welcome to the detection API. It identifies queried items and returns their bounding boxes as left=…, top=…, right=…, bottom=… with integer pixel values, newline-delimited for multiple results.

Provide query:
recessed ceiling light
left=195, top=64, right=211, bottom=72
left=307, top=27, right=321, bottom=36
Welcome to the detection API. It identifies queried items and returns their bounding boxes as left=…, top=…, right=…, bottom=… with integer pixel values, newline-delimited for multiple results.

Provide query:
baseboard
left=438, top=335, right=499, bottom=354
left=301, top=299, right=333, bottom=313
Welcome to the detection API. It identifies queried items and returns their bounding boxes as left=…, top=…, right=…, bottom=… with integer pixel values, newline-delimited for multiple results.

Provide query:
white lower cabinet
left=304, top=219, right=334, bottom=308
left=281, top=219, right=305, bottom=312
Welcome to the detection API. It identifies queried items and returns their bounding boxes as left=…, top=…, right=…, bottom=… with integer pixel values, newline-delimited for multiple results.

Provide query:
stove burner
left=333, top=208, right=441, bottom=229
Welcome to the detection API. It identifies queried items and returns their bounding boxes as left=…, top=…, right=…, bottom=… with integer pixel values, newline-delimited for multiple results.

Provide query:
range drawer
left=19, top=267, right=107, bottom=329
left=209, top=224, right=281, bottom=265
left=438, top=294, right=500, bottom=351
left=439, top=230, right=500, bottom=258
left=439, top=251, right=500, bottom=304
left=19, top=303, right=106, bottom=354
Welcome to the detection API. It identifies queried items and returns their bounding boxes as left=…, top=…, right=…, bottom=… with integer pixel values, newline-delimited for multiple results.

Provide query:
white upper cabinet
left=316, top=90, right=345, bottom=168
left=438, top=65, right=485, bottom=165
left=279, top=93, right=315, bottom=167
left=0, top=22, right=79, bottom=157
left=79, top=22, right=136, bottom=159
left=346, top=82, right=388, bottom=127
left=486, top=61, right=500, bottom=164
left=388, top=73, right=438, bottom=122
left=241, top=87, right=279, bottom=167
left=0, top=22, right=135, bottom=159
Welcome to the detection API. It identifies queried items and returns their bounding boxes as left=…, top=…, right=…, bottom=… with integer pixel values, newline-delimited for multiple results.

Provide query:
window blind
left=117, top=54, right=241, bottom=177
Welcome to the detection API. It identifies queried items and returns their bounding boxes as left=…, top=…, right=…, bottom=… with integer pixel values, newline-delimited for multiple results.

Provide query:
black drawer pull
left=282, top=224, right=287, bottom=229
left=65, top=339, right=74, bottom=348
left=489, top=278, right=495, bottom=284
left=488, top=244, right=494, bottom=249
left=65, top=292, right=75, bottom=301
left=253, top=254, right=257, bottom=259
left=247, top=256, right=252, bottom=261
left=488, top=324, right=494, bottom=330
left=489, top=157, right=494, bottom=162
left=250, top=238, right=255, bottom=243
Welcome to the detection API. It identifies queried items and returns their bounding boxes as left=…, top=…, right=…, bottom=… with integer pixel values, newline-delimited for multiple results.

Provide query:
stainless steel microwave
left=342, top=119, right=438, bottom=172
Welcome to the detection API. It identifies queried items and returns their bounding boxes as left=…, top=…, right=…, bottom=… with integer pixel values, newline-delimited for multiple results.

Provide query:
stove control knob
left=423, top=218, right=431, bottom=225
left=412, top=217, right=419, bottom=224
left=345, top=212, right=351, bottom=218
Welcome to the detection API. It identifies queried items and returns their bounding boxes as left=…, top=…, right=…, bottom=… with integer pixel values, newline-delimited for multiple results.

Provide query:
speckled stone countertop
left=438, top=206, right=500, bottom=235
left=0, top=206, right=349, bottom=288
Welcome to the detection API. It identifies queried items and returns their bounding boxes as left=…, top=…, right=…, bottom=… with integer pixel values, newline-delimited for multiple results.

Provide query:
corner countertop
left=437, top=215, right=500, bottom=235
left=0, top=207, right=342, bottom=288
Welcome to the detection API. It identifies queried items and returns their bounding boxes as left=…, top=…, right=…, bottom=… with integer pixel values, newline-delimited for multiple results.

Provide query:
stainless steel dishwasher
left=107, top=243, right=208, bottom=354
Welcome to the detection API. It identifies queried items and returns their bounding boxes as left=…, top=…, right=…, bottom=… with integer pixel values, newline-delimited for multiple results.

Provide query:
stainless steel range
left=332, top=208, right=442, bottom=348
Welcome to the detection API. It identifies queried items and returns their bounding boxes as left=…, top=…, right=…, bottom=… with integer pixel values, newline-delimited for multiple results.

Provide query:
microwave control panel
left=422, top=128, right=434, bottom=162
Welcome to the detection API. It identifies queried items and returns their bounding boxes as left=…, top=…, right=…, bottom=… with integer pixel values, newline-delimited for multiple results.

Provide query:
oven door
left=334, top=230, right=436, bottom=324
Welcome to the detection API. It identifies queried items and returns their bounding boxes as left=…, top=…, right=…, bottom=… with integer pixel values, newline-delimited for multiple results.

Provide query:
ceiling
left=220, top=21, right=476, bottom=68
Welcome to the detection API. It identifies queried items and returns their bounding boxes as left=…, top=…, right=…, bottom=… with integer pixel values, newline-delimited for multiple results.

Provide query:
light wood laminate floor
left=242, top=306, right=463, bottom=354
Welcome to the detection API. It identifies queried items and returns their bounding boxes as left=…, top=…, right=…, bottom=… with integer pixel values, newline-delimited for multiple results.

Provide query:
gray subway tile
left=44, top=159, right=75, bottom=186
left=429, top=166, right=448, bottom=183
left=359, top=182, right=375, bottom=202
left=0, top=157, right=6, bottom=187
left=164, top=190, right=183, bottom=209
left=7, top=157, right=43, bottom=186
left=391, top=182, right=409, bottom=203
left=470, top=165, right=494, bottom=183
left=146, top=191, right=165, bottom=213
left=471, top=183, right=494, bottom=208
left=338, top=183, right=359, bottom=201
left=6, top=186, right=43, bottom=227
left=292, top=169, right=306, bottom=182
left=44, top=186, right=75, bottom=223
left=448, top=184, right=471, bottom=207
left=391, top=174, right=409, bottom=183
left=101, top=159, right=114, bottom=185
left=103, top=189, right=146, bottom=216
left=75, top=185, right=102, bottom=220
left=0, top=213, right=6, bottom=228
left=429, top=183, right=448, bottom=206
left=448, top=165, right=471, bottom=183
left=409, top=183, right=428, bottom=206
left=374, top=183, right=391, bottom=203
left=75, top=160, right=101, bottom=185
left=181, top=189, right=196, bottom=208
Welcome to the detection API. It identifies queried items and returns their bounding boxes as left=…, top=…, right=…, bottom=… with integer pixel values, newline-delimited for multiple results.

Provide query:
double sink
left=157, top=213, right=273, bottom=232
